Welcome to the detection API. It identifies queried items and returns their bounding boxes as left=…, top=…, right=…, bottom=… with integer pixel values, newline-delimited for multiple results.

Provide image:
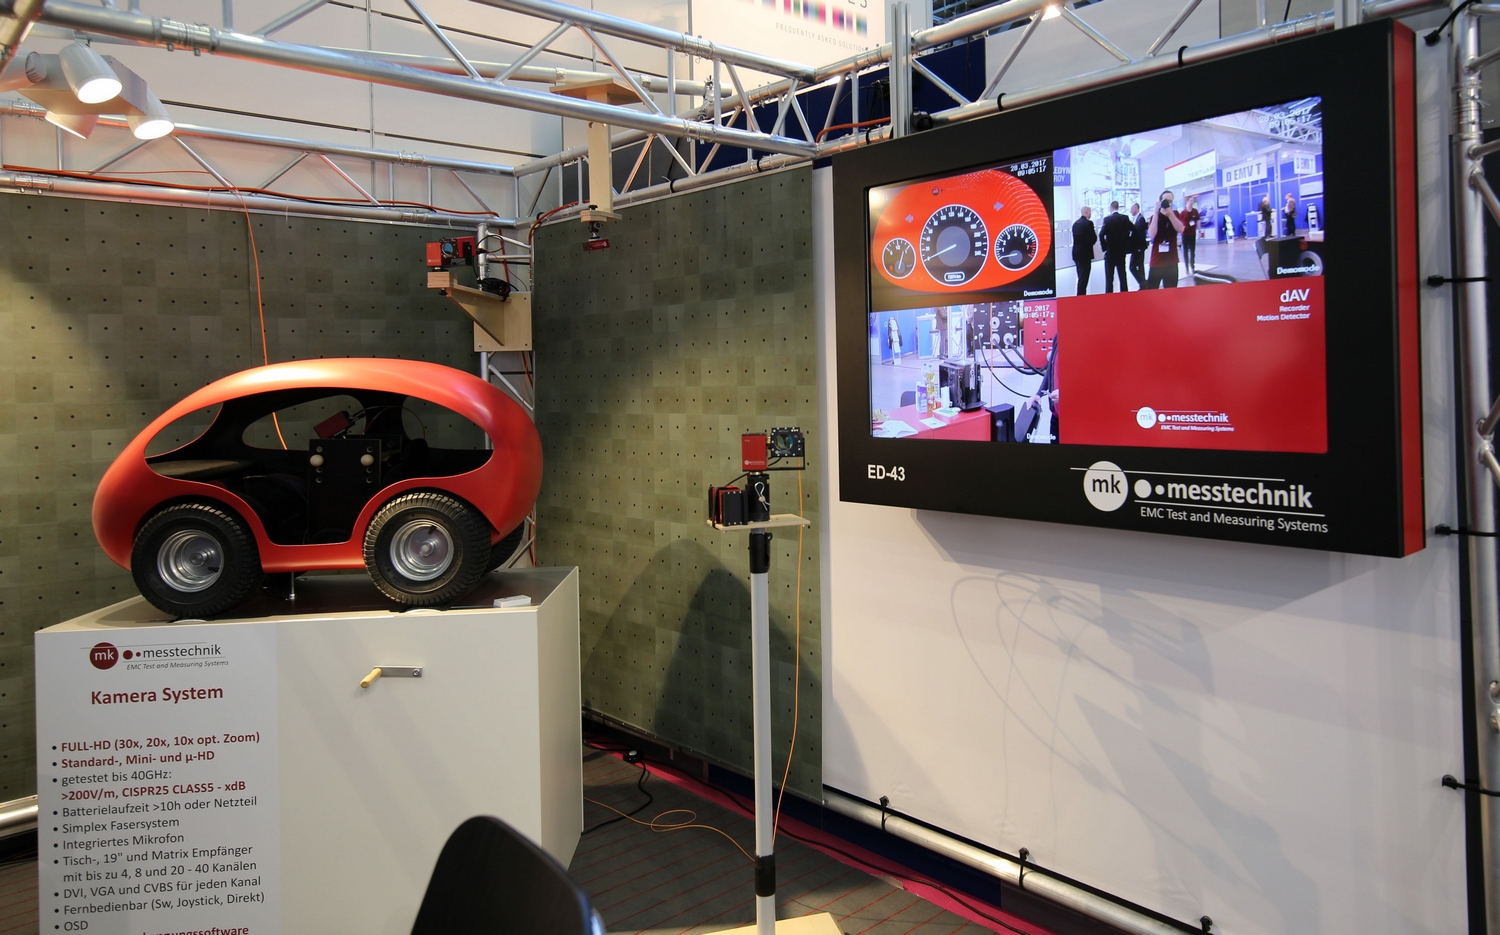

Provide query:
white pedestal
left=36, top=567, right=581, bottom=935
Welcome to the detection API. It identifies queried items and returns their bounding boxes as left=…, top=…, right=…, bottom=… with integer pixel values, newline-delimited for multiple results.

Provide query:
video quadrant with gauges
left=866, top=98, right=1327, bottom=455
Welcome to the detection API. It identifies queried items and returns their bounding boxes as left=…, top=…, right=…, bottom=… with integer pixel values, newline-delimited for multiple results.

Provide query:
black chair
left=899, top=390, right=916, bottom=408
left=410, top=816, right=605, bottom=935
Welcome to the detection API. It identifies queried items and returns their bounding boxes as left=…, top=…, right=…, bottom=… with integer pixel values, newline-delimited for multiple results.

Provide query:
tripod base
left=708, top=912, right=841, bottom=935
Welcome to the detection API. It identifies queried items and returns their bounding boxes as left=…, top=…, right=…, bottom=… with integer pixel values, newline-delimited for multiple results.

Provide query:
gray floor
left=574, top=748, right=1024, bottom=935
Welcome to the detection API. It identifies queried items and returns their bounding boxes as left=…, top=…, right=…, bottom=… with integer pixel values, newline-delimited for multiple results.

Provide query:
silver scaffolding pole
left=1453, top=4, right=1500, bottom=932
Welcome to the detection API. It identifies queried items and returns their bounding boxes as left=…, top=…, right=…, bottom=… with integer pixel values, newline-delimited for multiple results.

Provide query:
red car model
left=93, top=358, right=543, bottom=617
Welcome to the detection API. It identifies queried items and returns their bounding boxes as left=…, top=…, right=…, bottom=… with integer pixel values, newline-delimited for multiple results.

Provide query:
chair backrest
left=411, top=815, right=601, bottom=935
left=899, top=390, right=916, bottom=408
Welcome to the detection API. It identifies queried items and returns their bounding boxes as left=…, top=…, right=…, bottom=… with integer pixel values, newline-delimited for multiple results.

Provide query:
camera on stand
left=708, top=428, right=806, bottom=526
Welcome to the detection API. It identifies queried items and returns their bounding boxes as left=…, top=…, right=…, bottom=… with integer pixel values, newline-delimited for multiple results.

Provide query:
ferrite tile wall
left=532, top=168, right=821, bottom=796
left=0, top=193, right=476, bottom=798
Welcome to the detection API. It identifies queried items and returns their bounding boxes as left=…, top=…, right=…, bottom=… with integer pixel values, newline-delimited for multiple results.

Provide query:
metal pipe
left=0, top=796, right=36, bottom=838
left=492, top=20, right=574, bottom=84
left=176, top=137, right=235, bottom=188
left=889, top=1, right=911, bottom=138
left=1470, top=43, right=1500, bottom=73
left=0, top=168, right=512, bottom=225
left=88, top=136, right=148, bottom=173
left=467, top=0, right=817, bottom=81
left=1360, top=0, right=1446, bottom=16
left=32, top=0, right=818, bottom=158
left=253, top=0, right=326, bottom=37
left=1145, top=0, right=1205, bottom=57
left=318, top=152, right=379, bottom=203
left=1452, top=7, right=1500, bottom=933
left=0, top=96, right=517, bottom=174
left=981, top=8, right=1043, bottom=98
left=1059, top=5, right=1133, bottom=62
left=0, top=0, right=45, bottom=66
left=402, top=0, right=481, bottom=81
left=925, top=11, right=1334, bottom=127
left=580, top=25, right=661, bottom=114
left=911, top=0, right=1049, bottom=51
left=823, top=790, right=1185, bottom=935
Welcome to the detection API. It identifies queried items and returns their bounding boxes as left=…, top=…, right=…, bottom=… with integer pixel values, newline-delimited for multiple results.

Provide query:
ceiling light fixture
left=1042, top=4, right=1062, bottom=19
left=58, top=41, right=121, bottom=104
left=128, top=89, right=174, bottom=140
left=44, top=110, right=99, bottom=139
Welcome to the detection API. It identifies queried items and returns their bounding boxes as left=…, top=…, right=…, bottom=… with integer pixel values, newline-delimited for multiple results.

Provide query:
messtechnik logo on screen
left=1081, top=461, right=1327, bottom=535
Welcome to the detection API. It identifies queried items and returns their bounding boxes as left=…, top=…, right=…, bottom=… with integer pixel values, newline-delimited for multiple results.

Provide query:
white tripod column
left=748, top=528, right=776, bottom=935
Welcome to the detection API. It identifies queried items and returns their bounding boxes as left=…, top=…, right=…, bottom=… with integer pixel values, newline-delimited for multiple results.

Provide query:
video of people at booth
left=867, top=97, right=1327, bottom=453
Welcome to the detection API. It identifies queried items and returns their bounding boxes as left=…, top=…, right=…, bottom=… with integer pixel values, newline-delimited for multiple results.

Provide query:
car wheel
left=486, top=523, right=527, bottom=572
left=132, top=502, right=264, bottom=618
left=364, top=492, right=490, bottom=605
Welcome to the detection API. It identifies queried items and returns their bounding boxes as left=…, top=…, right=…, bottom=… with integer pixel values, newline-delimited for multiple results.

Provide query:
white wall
left=816, top=22, right=1470, bottom=935
left=984, top=0, right=1219, bottom=99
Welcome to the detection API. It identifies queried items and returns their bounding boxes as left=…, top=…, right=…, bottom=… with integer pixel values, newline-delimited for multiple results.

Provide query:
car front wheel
left=132, top=502, right=264, bottom=618
left=364, top=492, right=491, bottom=605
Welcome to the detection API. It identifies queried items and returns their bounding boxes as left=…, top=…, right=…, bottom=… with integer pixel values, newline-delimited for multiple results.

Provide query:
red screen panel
left=1056, top=278, right=1327, bottom=452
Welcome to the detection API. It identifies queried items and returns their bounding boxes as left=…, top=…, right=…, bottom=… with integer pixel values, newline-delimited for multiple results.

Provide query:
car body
left=94, top=357, right=542, bottom=615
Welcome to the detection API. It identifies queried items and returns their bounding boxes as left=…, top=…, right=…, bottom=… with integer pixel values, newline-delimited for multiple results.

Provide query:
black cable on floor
left=581, top=754, right=653, bottom=834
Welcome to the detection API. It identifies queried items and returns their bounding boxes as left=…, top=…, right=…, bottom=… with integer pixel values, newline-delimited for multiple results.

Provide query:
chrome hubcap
left=157, top=529, right=223, bottom=593
left=389, top=521, right=454, bottom=581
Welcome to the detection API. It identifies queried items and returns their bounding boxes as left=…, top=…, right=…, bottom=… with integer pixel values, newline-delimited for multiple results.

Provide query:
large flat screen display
left=834, top=22, right=1422, bottom=556
left=867, top=98, right=1326, bottom=454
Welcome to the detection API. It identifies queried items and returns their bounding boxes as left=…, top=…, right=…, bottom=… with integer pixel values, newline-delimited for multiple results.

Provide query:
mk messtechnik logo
left=1079, top=461, right=1328, bottom=534
left=87, top=640, right=225, bottom=671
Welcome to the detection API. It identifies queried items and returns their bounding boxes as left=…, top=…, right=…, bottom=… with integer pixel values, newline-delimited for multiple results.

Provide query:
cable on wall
left=773, top=469, right=804, bottom=840
left=233, top=193, right=288, bottom=448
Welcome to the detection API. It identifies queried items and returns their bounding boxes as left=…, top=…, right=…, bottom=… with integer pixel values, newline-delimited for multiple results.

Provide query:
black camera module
left=768, top=427, right=805, bottom=459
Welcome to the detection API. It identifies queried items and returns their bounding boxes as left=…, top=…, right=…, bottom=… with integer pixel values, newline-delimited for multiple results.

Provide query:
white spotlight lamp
left=59, top=41, right=121, bottom=104
left=1042, top=4, right=1061, bottom=19
left=128, top=89, right=174, bottom=140
left=44, top=110, right=99, bottom=139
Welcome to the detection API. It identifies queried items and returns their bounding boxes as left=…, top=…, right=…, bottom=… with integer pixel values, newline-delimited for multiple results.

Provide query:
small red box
left=742, top=433, right=768, bottom=472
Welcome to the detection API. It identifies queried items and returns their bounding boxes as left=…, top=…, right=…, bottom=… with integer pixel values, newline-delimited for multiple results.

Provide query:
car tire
left=132, top=502, right=265, bottom=618
left=486, top=523, right=527, bottom=572
left=365, top=492, right=490, bottom=605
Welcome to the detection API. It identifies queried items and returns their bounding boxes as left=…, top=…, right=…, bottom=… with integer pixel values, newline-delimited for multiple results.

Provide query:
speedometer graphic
left=868, top=163, right=1053, bottom=296
left=882, top=238, right=916, bottom=279
left=920, top=206, right=989, bottom=286
left=994, top=224, right=1039, bottom=271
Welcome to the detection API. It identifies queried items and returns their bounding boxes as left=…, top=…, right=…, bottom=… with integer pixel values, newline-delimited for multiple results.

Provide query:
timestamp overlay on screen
left=867, top=97, right=1328, bottom=455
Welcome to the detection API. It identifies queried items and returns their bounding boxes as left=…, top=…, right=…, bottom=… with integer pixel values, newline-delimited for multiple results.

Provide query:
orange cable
left=582, top=798, right=755, bottom=862
left=815, top=117, right=890, bottom=143
left=234, top=197, right=288, bottom=449
left=773, top=470, right=804, bottom=840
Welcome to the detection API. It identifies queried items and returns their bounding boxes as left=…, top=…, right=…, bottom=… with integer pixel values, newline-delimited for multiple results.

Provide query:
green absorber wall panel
left=0, top=193, right=478, bottom=799
left=532, top=169, right=820, bottom=797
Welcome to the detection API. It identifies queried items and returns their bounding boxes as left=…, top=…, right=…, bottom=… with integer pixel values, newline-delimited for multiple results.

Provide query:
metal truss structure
left=2, top=0, right=1365, bottom=230
left=12, top=1, right=1500, bottom=931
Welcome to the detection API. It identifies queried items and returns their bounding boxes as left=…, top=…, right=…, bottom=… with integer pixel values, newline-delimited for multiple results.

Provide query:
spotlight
left=58, top=42, right=121, bottom=104
left=128, top=89, right=173, bottom=140
left=1042, top=4, right=1061, bottom=18
left=44, top=110, right=99, bottom=139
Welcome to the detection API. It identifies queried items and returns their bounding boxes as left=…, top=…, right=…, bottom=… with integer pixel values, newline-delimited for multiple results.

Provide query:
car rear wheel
left=132, top=502, right=264, bottom=618
left=486, top=523, right=527, bottom=572
left=365, top=492, right=490, bottom=605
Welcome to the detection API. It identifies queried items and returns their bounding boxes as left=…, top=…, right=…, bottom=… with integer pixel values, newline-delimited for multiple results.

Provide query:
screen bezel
left=832, top=20, right=1421, bottom=557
